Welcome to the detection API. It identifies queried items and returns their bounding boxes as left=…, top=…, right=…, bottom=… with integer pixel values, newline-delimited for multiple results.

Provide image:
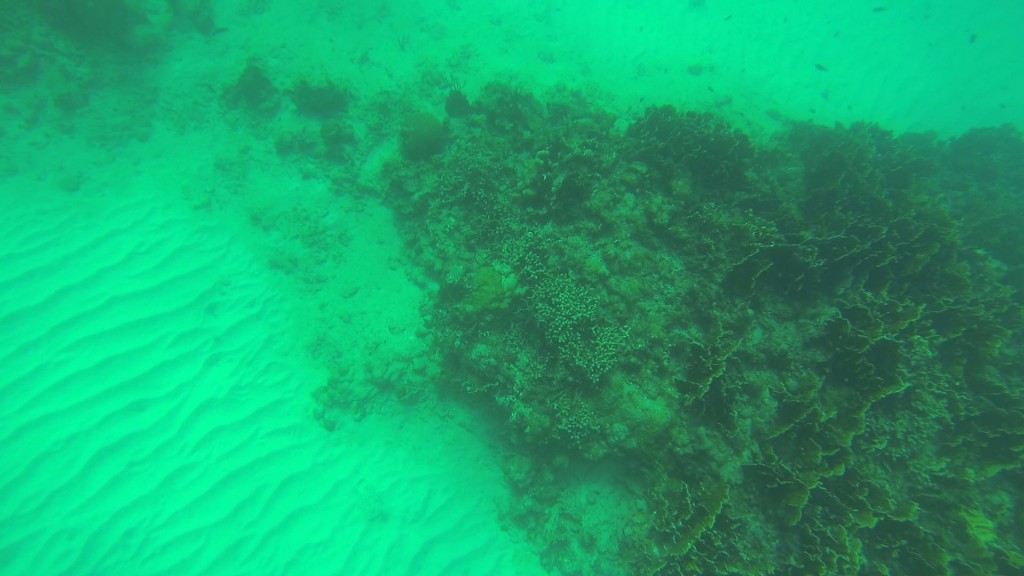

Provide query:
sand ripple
left=0, top=190, right=542, bottom=575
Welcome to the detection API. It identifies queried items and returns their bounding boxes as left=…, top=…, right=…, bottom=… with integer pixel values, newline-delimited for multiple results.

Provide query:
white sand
left=0, top=177, right=543, bottom=574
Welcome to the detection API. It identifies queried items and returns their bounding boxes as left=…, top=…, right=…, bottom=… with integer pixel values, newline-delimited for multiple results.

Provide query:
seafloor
left=2, top=2, right=1022, bottom=575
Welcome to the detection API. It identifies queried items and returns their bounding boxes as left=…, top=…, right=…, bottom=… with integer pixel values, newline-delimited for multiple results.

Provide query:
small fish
left=815, top=63, right=828, bottom=72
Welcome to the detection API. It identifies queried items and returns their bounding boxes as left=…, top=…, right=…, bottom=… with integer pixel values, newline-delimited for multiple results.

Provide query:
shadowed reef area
left=367, top=84, right=1024, bottom=575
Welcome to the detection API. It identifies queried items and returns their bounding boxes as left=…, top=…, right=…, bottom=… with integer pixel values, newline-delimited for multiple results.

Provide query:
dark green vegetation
left=33, top=0, right=215, bottom=50
left=1, top=1, right=216, bottom=95
left=223, top=59, right=281, bottom=116
left=290, top=79, right=351, bottom=119
left=371, top=83, right=1024, bottom=575
left=399, top=111, right=447, bottom=161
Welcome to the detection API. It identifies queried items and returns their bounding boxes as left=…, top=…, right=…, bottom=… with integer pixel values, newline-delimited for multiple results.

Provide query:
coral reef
left=400, top=111, right=446, bottom=161
left=222, top=59, right=280, bottom=116
left=35, top=0, right=213, bottom=49
left=289, top=79, right=351, bottom=118
left=368, top=81, right=1024, bottom=574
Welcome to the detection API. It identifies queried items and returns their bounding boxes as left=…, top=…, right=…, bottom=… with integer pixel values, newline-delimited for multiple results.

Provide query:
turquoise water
left=1, top=2, right=1022, bottom=575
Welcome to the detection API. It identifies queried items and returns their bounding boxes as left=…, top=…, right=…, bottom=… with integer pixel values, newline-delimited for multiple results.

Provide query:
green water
left=1, top=1, right=1022, bottom=575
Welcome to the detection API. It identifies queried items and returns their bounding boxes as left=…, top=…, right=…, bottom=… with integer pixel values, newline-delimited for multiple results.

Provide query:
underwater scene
left=1, top=1, right=1023, bottom=574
